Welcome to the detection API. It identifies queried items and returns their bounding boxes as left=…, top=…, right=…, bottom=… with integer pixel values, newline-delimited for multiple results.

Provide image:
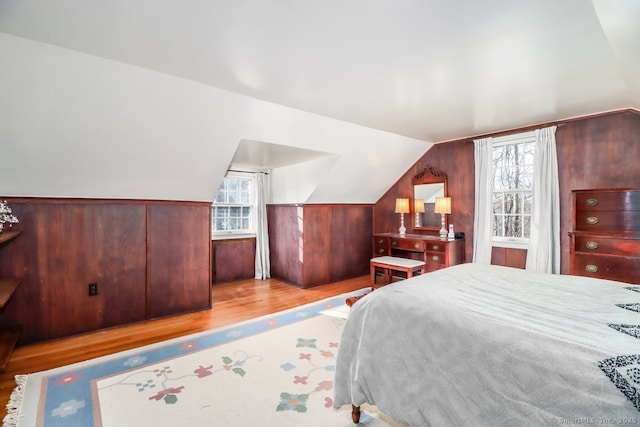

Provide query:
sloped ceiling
left=1, top=0, right=638, bottom=203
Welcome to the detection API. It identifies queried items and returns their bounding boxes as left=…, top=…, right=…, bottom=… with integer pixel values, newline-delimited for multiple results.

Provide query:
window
left=212, top=173, right=256, bottom=237
left=491, top=132, right=535, bottom=248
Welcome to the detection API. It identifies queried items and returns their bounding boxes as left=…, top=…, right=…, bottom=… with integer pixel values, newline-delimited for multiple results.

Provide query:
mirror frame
left=412, top=166, right=448, bottom=231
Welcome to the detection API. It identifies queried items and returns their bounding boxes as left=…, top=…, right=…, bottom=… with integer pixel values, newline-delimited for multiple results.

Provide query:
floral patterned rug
left=5, top=288, right=391, bottom=427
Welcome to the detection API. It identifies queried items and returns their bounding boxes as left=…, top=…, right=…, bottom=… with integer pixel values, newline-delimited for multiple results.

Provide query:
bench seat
left=370, top=256, right=426, bottom=288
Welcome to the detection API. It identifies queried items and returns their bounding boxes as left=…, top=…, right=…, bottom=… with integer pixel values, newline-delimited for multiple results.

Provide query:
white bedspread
left=333, top=263, right=640, bottom=426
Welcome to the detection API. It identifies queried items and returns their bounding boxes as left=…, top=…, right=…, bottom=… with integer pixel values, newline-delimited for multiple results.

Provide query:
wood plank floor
left=0, top=275, right=370, bottom=421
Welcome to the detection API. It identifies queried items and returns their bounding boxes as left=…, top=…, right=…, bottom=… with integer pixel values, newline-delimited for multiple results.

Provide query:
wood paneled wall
left=0, top=198, right=211, bottom=344
left=212, top=238, right=256, bottom=283
left=268, top=204, right=373, bottom=288
left=375, top=110, right=640, bottom=271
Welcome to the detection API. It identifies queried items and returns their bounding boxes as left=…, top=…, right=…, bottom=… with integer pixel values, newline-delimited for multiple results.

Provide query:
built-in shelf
left=0, top=229, right=21, bottom=244
left=0, top=229, right=23, bottom=372
left=0, top=325, right=22, bottom=372
left=0, top=278, right=21, bottom=309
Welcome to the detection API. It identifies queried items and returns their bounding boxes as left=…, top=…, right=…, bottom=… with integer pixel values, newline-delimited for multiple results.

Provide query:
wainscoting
left=0, top=198, right=211, bottom=345
left=267, top=204, right=373, bottom=288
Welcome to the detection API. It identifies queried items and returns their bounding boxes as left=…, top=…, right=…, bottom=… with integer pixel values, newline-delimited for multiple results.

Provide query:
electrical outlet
left=88, top=283, right=99, bottom=296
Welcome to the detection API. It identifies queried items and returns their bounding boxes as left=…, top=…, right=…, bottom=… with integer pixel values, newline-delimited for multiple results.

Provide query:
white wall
left=0, top=33, right=431, bottom=203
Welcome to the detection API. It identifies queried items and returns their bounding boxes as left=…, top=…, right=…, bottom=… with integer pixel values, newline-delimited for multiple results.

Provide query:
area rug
left=4, top=288, right=389, bottom=427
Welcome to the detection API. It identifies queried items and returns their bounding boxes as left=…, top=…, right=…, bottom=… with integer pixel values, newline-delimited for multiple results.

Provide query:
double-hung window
left=491, top=131, right=536, bottom=249
left=212, top=173, right=256, bottom=238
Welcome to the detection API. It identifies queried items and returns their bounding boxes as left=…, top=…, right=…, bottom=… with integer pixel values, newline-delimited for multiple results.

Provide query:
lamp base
left=439, top=213, right=447, bottom=239
left=439, top=227, right=448, bottom=239
left=399, top=214, right=406, bottom=236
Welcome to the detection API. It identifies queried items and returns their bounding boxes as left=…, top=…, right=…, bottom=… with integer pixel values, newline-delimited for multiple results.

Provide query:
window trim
left=211, top=172, right=257, bottom=238
left=491, top=131, right=536, bottom=249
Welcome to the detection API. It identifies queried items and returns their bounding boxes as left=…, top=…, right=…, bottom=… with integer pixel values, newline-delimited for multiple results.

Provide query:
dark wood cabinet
left=0, top=230, right=22, bottom=372
left=0, top=198, right=212, bottom=345
left=569, top=189, right=640, bottom=284
left=147, top=203, right=211, bottom=318
left=373, top=233, right=465, bottom=272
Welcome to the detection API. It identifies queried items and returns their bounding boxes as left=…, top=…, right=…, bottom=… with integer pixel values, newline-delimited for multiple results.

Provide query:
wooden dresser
left=373, top=233, right=465, bottom=272
left=569, top=188, right=640, bottom=285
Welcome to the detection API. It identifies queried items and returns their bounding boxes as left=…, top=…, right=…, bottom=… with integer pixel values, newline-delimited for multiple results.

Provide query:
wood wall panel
left=268, top=204, right=373, bottom=288
left=302, top=205, right=372, bottom=287
left=0, top=198, right=212, bottom=345
left=267, top=205, right=303, bottom=286
left=374, top=110, right=640, bottom=272
left=147, top=203, right=212, bottom=318
left=212, top=238, right=256, bottom=283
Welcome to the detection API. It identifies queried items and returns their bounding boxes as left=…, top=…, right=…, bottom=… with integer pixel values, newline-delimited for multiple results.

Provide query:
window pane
left=524, top=216, right=531, bottom=238
left=504, top=215, right=521, bottom=238
left=523, top=192, right=532, bottom=214
left=492, top=193, right=504, bottom=214
left=493, top=215, right=504, bottom=237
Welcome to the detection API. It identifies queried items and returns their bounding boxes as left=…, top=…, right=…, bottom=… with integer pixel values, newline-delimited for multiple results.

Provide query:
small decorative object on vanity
left=395, top=198, right=410, bottom=236
left=448, top=224, right=455, bottom=240
left=0, top=200, right=19, bottom=234
left=434, top=196, right=451, bottom=239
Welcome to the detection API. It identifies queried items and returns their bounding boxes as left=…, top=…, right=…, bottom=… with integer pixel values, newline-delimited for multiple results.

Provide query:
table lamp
left=395, top=198, right=410, bottom=236
left=434, top=196, right=451, bottom=239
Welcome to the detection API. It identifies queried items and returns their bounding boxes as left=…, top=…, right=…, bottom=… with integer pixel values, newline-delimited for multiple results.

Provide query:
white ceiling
left=1, top=0, right=638, bottom=144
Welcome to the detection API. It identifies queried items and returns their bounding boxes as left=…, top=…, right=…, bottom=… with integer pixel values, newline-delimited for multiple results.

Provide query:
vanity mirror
left=412, top=166, right=447, bottom=231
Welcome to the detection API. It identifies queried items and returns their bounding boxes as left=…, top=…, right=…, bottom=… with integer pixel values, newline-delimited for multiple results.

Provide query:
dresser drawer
left=373, top=236, right=390, bottom=256
left=424, top=241, right=446, bottom=253
left=390, top=238, right=425, bottom=252
left=573, top=235, right=640, bottom=257
left=575, top=190, right=640, bottom=212
left=575, top=210, right=640, bottom=233
left=426, top=251, right=445, bottom=265
left=572, top=254, right=640, bottom=284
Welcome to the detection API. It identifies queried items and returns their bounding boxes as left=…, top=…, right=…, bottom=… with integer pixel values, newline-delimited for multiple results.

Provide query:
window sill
left=492, top=239, right=528, bottom=250
left=212, top=233, right=256, bottom=241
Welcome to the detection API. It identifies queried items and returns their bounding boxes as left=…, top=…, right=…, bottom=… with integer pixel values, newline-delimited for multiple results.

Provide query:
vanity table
left=373, top=233, right=465, bottom=272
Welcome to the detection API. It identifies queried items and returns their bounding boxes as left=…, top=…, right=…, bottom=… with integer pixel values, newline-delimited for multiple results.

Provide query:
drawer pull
left=414, top=243, right=420, bottom=249
left=432, top=255, right=439, bottom=261
left=378, top=249, right=385, bottom=254
left=392, top=241, right=397, bottom=246
left=378, top=239, right=384, bottom=244
left=585, top=198, right=599, bottom=207
left=586, top=216, right=599, bottom=225
left=585, top=264, right=598, bottom=273
left=432, top=245, right=439, bottom=250
left=585, top=241, right=599, bottom=250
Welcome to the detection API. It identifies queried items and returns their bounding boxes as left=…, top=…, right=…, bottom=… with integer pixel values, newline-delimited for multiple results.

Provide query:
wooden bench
left=370, top=256, right=426, bottom=288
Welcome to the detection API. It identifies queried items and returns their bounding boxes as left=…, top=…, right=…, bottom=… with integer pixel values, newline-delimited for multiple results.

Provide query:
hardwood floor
left=0, top=275, right=370, bottom=420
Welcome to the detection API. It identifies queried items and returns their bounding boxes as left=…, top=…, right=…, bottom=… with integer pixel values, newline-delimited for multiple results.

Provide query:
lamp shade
left=395, top=198, right=410, bottom=214
left=434, top=197, right=451, bottom=214
left=414, top=199, right=425, bottom=213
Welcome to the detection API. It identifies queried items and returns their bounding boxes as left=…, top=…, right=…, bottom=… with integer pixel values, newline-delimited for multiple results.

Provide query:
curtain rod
left=227, top=169, right=270, bottom=175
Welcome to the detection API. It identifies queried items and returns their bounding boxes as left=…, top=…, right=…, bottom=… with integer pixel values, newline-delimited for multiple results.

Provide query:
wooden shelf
left=0, top=278, right=21, bottom=309
left=0, top=325, right=22, bottom=372
left=0, top=230, right=21, bottom=245
left=0, top=229, right=23, bottom=372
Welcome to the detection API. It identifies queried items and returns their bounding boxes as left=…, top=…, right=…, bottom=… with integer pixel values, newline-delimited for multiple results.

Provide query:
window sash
left=491, top=132, right=535, bottom=245
left=212, top=175, right=256, bottom=236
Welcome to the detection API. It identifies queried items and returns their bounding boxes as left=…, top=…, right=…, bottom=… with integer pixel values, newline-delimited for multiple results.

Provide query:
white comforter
left=333, top=263, right=640, bottom=426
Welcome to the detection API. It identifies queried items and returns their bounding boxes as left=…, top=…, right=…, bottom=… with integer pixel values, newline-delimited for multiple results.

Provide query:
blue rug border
left=29, top=289, right=369, bottom=427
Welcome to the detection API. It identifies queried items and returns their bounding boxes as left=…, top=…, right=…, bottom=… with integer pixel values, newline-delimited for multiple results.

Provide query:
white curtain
left=473, top=137, right=494, bottom=264
left=254, top=173, right=271, bottom=280
left=526, top=126, right=560, bottom=274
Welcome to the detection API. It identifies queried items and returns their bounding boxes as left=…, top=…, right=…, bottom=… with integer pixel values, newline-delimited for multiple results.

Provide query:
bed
left=333, top=263, right=640, bottom=426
